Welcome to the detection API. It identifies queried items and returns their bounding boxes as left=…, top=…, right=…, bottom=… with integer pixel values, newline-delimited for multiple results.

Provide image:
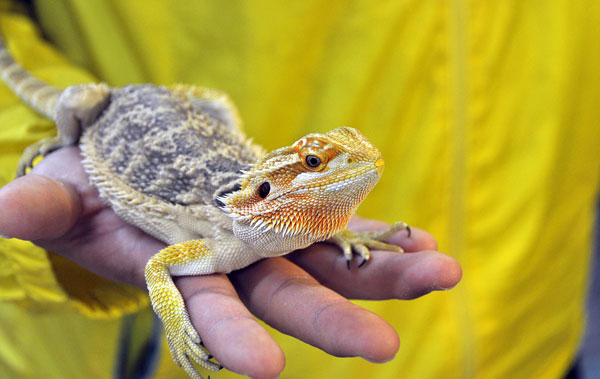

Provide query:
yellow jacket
left=0, top=1, right=599, bottom=378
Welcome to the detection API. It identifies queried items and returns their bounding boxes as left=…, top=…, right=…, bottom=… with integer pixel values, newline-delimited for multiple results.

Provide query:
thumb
left=0, top=174, right=81, bottom=241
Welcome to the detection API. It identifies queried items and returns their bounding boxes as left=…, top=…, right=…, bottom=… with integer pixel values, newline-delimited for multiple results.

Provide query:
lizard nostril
left=375, top=158, right=384, bottom=175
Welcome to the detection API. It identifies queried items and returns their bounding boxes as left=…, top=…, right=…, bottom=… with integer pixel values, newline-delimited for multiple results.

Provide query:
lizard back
left=79, top=84, right=264, bottom=244
left=83, top=84, right=260, bottom=207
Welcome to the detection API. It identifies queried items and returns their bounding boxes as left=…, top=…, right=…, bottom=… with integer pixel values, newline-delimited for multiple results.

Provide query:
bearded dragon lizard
left=0, top=32, right=409, bottom=378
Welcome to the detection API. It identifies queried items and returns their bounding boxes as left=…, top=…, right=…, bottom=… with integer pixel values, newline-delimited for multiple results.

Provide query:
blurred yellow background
left=0, top=1, right=599, bottom=378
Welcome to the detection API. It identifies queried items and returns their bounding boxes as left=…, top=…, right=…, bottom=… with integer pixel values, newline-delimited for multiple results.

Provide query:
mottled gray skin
left=83, top=85, right=256, bottom=206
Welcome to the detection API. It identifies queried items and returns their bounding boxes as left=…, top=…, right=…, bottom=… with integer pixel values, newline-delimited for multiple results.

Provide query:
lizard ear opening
left=258, top=182, right=270, bottom=198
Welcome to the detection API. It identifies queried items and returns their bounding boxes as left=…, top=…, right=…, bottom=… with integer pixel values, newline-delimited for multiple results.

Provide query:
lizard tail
left=0, top=33, right=62, bottom=119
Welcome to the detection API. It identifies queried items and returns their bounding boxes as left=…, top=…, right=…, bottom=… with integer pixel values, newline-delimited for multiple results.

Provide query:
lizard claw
left=164, top=314, right=221, bottom=379
left=328, top=222, right=410, bottom=268
left=16, top=136, right=64, bottom=177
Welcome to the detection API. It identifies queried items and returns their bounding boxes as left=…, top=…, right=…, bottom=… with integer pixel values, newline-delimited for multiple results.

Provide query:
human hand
left=0, top=147, right=462, bottom=378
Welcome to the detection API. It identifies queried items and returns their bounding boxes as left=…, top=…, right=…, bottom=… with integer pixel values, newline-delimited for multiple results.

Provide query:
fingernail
left=429, top=284, right=457, bottom=292
left=363, top=353, right=397, bottom=364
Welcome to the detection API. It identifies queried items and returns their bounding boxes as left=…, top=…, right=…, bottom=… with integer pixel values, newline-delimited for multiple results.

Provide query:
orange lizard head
left=221, top=127, right=385, bottom=255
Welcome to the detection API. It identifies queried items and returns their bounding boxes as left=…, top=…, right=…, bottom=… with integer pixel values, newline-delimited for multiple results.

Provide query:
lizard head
left=221, top=126, right=385, bottom=255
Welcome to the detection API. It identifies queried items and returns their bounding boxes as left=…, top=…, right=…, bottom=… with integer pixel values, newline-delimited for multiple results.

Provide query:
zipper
left=450, top=0, right=476, bottom=377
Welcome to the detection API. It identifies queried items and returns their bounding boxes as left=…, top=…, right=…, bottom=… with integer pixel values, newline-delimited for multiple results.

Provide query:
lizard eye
left=294, top=138, right=330, bottom=170
left=258, top=182, right=270, bottom=198
left=305, top=155, right=321, bottom=168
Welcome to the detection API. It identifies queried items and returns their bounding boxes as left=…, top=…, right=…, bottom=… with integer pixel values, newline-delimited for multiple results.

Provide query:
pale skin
left=0, top=147, right=462, bottom=378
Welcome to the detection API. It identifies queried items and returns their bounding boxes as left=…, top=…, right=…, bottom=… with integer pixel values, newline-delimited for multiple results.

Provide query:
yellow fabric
left=0, top=0, right=599, bottom=378
left=0, top=11, right=149, bottom=318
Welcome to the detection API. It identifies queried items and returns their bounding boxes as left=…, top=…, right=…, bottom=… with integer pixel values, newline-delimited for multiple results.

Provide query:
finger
left=0, top=174, right=81, bottom=240
left=229, top=258, right=400, bottom=363
left=175, top=273, right=285, bottom=378
left=288, top=246, right=462, bottom=300
left=348, top=216, right=438, bottom=252
left=30, top=147, right=106, bottom=215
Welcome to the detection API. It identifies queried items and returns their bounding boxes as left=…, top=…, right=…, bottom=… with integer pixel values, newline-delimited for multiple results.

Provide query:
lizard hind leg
left=145, top=240, right=222, bottom=379
left=54, top=83, right=110, bottom=144
left=17, top=83, right=110, bottom=177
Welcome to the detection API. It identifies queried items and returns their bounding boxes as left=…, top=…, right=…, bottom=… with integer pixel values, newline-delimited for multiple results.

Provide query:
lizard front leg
left=328, top=222, right=411, bottom=268
left=145, top=240, right=222, bottom=379
left=17, top=83, right=109, bottom=176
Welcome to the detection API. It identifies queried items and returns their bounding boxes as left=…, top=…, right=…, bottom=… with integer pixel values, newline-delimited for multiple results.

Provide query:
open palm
left=0, top=146, right=461, bottom=378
